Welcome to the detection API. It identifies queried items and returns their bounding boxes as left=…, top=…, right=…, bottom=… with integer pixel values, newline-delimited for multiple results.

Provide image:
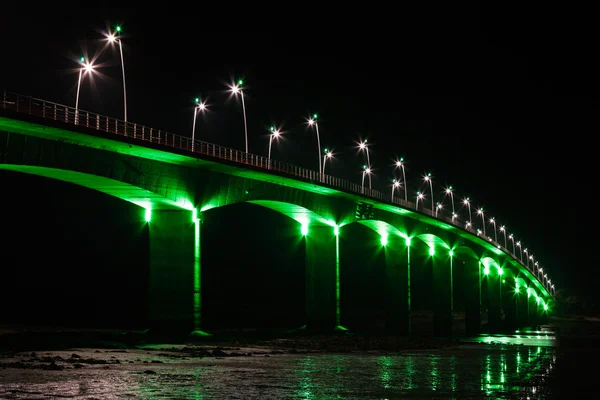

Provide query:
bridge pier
left=383, top=237, right=410, bottom=335
left=486, top=274, right=503, bottom=332
left=504, top=282, right=518, bottom=332
left=432, top=252, right=453, bottom=337
left=516, top=289, right=529, bottom=328
left=148, top=209, right=197, bottom=332
left=527, top=294, right=539, bottom=327
left=305, top=225, right=337, bottom=332
left=464, top=260, right=482, bottom=336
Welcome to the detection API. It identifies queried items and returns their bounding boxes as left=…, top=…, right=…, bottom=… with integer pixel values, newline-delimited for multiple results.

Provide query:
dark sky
left=0, top=7, right=588, bottom=298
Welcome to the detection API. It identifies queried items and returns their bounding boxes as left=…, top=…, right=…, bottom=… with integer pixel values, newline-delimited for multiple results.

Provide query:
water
left=0, top=328, right=594, bottom=399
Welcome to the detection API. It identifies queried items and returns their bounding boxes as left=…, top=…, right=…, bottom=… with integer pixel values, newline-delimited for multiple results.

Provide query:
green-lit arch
left=414, top=233, right=451, bottom=252
left=452, top=245, right=479, bottom=261
left=481, top=256, right=504, bottom=276
left=245, top=200, right=335, bottom=229
left=0, top=164, right=188, bottom=211
left=352, top=219, right=409, bottom=243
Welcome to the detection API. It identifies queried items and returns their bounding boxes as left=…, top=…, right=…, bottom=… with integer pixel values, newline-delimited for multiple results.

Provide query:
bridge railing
left=0, top=91, right=554, bottom=297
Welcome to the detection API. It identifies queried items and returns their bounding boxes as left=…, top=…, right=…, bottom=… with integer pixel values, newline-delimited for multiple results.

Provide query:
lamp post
left=308, top=114, right=322, bottom=173
left=75, top=56, right=94, bottom=125
left=477, top=208, right=486, bottom=237
left=268, top=126, right=281, bottom=160
left=358, top=140, right=371, bottom=189
left=416, top=191, right=424, bottom=209
left=391, top=179, right=401, bottom=202
left=509, top=234, right=515, bottom=254
left=516, top=241, right=522, bottom=261
left=435, top=202, right=443, bottom=217
left=424, top=173, right=434, bottom=211
left=361, top=165, right=372, bottom=193
left=489, top=217, right=497, bottom=243
left=107, top=26, right=127, bottom=122
left=499, top=225, right=507, bottom=248
left=323, top=149, right=333, bottom=174
left=395, top=158, right=407, bottom=201
left=463, top=197, right=472, bottom=225
left=229, top=79, right=248, bottom=153
left=191, top=97, right=206, bottom=152
left=445, top=186, right=455, bottom=215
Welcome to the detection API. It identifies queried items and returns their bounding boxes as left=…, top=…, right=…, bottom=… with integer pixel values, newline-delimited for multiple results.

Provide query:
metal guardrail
left=0, top=90, right=555, bottom=298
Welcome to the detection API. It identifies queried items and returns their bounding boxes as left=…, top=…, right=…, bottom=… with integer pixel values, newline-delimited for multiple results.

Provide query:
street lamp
left=191, top=97, right=207, bottom=152
left=516, top=241, right=522, bottom=261
left=445, top=186, right=455, bottom=215
left=499, top=225, right=507, bottom=248
left=395, top=158, right=407, bottom=201
left=435, top=202, right=443, bottom=217
left=391, top=179, right=401, bottom=202
left=424, top=173, right=434, bottom=211
left=524, top=248, right=529, bottom=266
left=307, top=114, right=322, bottom=174
left=489, top=217, right=497, bottom=243
left=358, top=140, right=371, bottom=188
left=229, top=79, right=248, bottom=153
left=75, top=56, right=95, bottom=125
left=323, top=148, right=333, bottom=174
left=268, top=126, right=281, bottom=160
left=509, top=234, right=515, bottom=254
left=107, top=26, right=127, bottom=122
left=477, top=208, right=486, bottom=237
left=416, top=191, right=424, bottom=209
left=463, top=197, right=472, bottom=225
left=361, top=165, right=372, bottom=192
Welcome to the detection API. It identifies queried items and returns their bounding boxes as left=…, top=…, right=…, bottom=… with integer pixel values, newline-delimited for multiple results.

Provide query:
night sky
left=0, top=8, right=588, bottom=302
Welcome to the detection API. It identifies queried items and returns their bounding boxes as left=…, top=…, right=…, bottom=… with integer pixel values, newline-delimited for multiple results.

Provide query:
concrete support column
left=504, top=285, right=518, bottom=332
left=516, top=290, right=529, bottom=328
left=148, top=209, right=196, bottom=332
left=487, top=275, right=502, bottom=332
left=527, top=295, right=538, bottom=327
left=305, top=225, right=337, bottom=332
left=464, top=260, right=482, bottom=336
left=432, top=251, right=453, bottom=337
left=383, top=237, right=410, bottom=335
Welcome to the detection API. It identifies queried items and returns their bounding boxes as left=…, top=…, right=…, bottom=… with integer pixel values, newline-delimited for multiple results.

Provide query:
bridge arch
left=414, top=233, right=451, bottom=256
left=452, top=245, right=479, bottom=262
left=351, top=219, right=409, bottom=246
left=481, top=256, right=503, bottom=277
left=0, top=164, right=189, bottom=213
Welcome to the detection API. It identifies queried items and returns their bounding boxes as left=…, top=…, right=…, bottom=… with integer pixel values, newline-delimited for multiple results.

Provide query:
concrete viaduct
left=0, top=92, right=553, bottom=335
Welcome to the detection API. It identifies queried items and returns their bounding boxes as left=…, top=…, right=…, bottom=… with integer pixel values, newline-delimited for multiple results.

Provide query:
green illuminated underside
left=0, top=116, right=551, bottom=299
left=0, top=164, right=186, bottom=211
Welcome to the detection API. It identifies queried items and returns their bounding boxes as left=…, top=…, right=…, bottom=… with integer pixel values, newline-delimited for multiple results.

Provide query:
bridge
left=0, top=91, right=554, bottom=335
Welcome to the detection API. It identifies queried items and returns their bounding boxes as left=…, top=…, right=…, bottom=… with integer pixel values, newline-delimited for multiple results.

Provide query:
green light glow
left=334, top=225, right=339, bottom=236
left=380, top=234, right=388, bottom=246
left=192, top=208, right=198, bottom=222
left=0, top=115, right=553, bottom=300
left=483, top=266, right=490, bottom=275
left=145, top=208, right=151, bottom=222
left=193, top=218, right=201, bottom=330
left=498, top=268, right=504, bottom=276
left=449, top=250, right=454, bottom=257
left=406, top=237, right=411, bottom=247
left=116, top=25, right=121, bottom=32
left=428, top=246, right=435, bottom=256
left=79, top=56, right=85, bottom=62
left=301, top=223, right=308, bottom=235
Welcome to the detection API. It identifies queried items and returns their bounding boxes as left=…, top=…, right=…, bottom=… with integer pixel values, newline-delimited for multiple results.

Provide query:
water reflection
left=121, top=342, right=558, bottom=398
left=0, top=335, right=558, bottom=399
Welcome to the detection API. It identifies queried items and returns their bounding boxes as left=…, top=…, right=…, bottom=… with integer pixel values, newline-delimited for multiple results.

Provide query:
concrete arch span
left=0, top=164, right=187, bottom=212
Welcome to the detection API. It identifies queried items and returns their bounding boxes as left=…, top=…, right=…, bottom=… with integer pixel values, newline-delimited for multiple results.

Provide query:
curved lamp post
left=228, top=79, right=248, bottom=153
left=75, top=56, right=94, bottom=125
left=107, top=26, right=127, bottom=122
left=191, top=97, right=206, bottom=152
